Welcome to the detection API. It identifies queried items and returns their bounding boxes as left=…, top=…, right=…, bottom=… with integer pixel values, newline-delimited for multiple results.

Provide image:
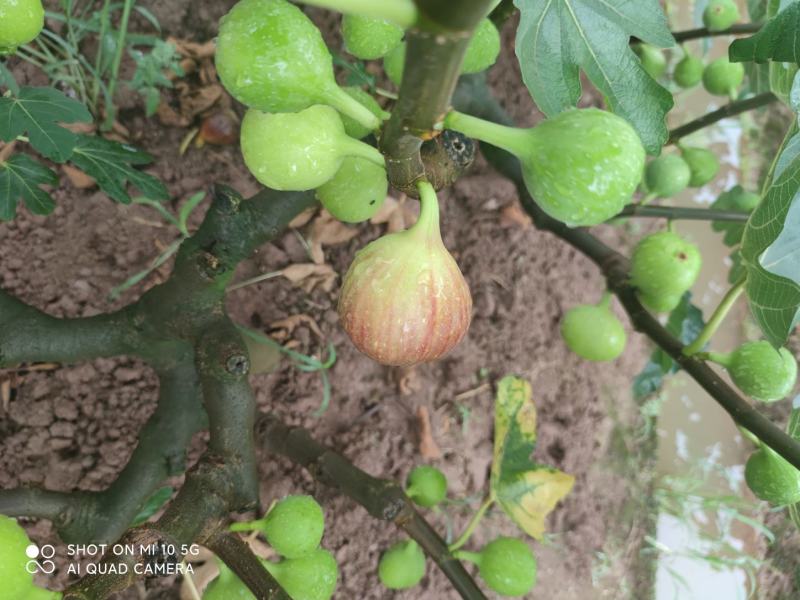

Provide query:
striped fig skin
left=338, top=184, right=472, bottom=366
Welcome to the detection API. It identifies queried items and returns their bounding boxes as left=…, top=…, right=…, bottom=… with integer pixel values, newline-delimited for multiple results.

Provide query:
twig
left=668, top=93, right=777, bottom=144
left=257, top=414, right=488, bottom=600
left=616, top=204, right=750, bottom=222
left=672, top=23, right=762, bottom=43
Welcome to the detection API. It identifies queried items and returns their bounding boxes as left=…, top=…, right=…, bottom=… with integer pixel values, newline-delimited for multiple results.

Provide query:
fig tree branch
left=668, top=92, right=777, bottom=144
left=380, top=0, right=494, bottom=193
left=257, top=414, right=489, bottom=600
left=452, top=73, right=800, bottom=472
left=204, top=531, right=291, bottom=600
left=616, top=204, right=750, bottom=222
left=672, top=23, right=762, bottom=42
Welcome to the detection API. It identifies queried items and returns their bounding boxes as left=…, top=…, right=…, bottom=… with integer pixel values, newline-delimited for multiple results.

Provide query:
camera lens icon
left=25, top=544, right=56, bottom=575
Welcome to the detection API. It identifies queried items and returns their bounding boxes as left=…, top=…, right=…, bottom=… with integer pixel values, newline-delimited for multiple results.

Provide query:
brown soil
left=0, top=5, right=658, bottom=600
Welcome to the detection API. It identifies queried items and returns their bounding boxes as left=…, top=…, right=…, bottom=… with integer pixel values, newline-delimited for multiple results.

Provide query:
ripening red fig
left=338, top=181, right=472, bottom=366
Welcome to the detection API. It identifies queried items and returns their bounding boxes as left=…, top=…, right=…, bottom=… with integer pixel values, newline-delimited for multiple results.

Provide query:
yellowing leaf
left=490, top=375, right=575, bottom=540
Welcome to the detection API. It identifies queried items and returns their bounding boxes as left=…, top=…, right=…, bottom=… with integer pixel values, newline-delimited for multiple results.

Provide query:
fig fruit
left=378, top=540, right=426, bottom=590
left=745, top=447, right=800, bottom=505
left=462, top=18, right=501, bottom=74
left=216, top=0, right=379, bottom=130
left=263, top=549, right=338, bottom=600
left=673, top=51, right=704, bottom=88
left=711, top=185, right=759, bottom=245
left=383, top=42, right=405, bottom=87
left=0, top=0, right=44, bottom=54
left=561, top=296, right=626, bottom=362
left=316, top=157, right=388, bottom=224
left=630, top=231, right=702, bottom=313
left=342, top=14, right=403, bottom=60
left=643, top=154, right=692, bottom=198
left=455, top=537, right=537, bottom=597
left=703, top=0, right=740, bottom=32
left=681, top=146, right=720, bottom=187
left=383, top=19, right=499, bottom=85
left=633, top=43, right=667, bottom=80
left=708, top=341, right=797, bottom=402
left=702, top=57, right=744, bottom=98
left=338, top=181, right=472, bottom=366
left=339, top=87, right=388, bottom=139
left=0, top=514, right=58, bottom=600
left=444, top=108, right=645, bottom=227
left=230, top=495, right=325, bottom=558
left=405, top=465, right=448, bottom=507
left=240, top=105, right=385, bottom=191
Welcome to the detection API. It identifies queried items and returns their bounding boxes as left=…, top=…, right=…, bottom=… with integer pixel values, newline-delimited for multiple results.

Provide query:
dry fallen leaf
left=62, top=165, right=96, bottom=190
left=280, top=263, right=338, bottom=293
left=416, top=405, right=442, bottom=460
left=370, top=194, right=418, bottom=233
left=270, top=314, right=323, bottom=339
left=289, top=207, right=318, bottom=229
left=307, top=210, right=359, bottom=265
left=169, top=37, right=216, bottom=59
left=500, top=202, right=533, bottom=229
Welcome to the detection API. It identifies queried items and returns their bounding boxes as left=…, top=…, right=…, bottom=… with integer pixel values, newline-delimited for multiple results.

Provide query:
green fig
left=444, top=108, right=645, bottom=227
left=702, top=0, right=740, bottom=32
left=240, top=105, right=385, bottom=191
left=673, top=51, right=704, bottom=88
left=405, top=465, right=448, bottom=508
left=0, top=515, right=59, bottom=600
left=708, top=341, right=797, bottom=402
left=383, top=42, right=405, bottom=87
left=630, top=231, right=702, bottom=313
left=462, top=18, right=501, bottom=74
left=681, top=146, right=720, bottom=187
left=644, top=155, right=692, bottom=198
left=0, top=0, right=44, bottom=54
left=711, top=185, right=759, bottom=245
left=317, top=157, right=388, bottom=223
left=633, top=43, right=667, bottom=80
left=745, top=447, right=800, bottom=505
left=230, top=495, right=325, bottom=559
left=263, top=549, right=338, bottom=600
left=338, top=182, right=472, bottom=366
left=339, top=87, right=388, bottom=139
left=216, top=0, right=379, bottom=129
left=561, top=297, right=627, bottom=362
left=342, top=14, right=404, bottom=60
left=702, top=57, right=744, bottom=98
left=378, top=540, right=426, bottom=590
left=455, top=537, right=537, bottom=597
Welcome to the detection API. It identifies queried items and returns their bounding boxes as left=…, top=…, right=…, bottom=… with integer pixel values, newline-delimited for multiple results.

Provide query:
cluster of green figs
left=203, top=467, right=537, bottom=598
left=213, top=0, right=800, bottom=507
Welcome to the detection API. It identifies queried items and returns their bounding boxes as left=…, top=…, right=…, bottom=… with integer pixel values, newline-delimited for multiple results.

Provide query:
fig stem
left=229, top=519, right=264, bottom=533
left=598, top=291, right=613, bottom=309
left=294, top=0, right=418, bottom=27
left=324, top=85, right=382, bottom=131
left=683, top=276, right=747, bottom=356
left=738, top=426, right=761, bottom=447
left=705, top=351, right=733, bottom=368
left=415, top=180, right=441, bottom=236
left=444, top=110, right=530, bottom=162
left=449, top=495, right=495, bottom=552
left=342, top=137, right=387, bottom=168
left=451, top=550, right=483, bottom=567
